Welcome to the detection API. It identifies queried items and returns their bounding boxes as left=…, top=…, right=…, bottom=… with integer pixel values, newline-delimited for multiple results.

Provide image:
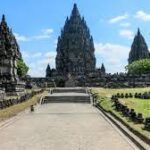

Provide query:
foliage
left=126, top=59, right=150, bottom=74
left=17, top=59, right=29, bottom=77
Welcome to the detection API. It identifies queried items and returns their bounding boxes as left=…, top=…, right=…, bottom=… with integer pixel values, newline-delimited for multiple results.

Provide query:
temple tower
left=128, top=28, right=149, bottom=64
left=101, top=63, right=106, bottom=74
left=46, top=64, right=52, bottom=77
left=0, top=15, right=22, bottom=82
left=56, top=3, right=96, bottom=76
left=0, top=15, right=24, bottom=94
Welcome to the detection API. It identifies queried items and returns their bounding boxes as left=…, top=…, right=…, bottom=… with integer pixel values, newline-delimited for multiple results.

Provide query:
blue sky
left=1, top=0, right=150, bottom=77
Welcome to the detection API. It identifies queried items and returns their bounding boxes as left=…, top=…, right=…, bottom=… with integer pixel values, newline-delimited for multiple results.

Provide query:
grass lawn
left=92, top=87, right=150, bottom=141
left=0, top=90, right=48, bottom=121
left=120, top=98, right=150, bottom=118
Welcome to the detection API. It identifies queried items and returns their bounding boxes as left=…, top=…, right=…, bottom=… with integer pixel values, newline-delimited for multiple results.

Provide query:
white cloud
left=22, top=51, right=42, bottom=58
left=33, top=28, right=54, bottom=40
left=14, top=28, right=54, bottom=42
left=23, top=50, right=56, bottom=77
left=95, top=42, right=130, bottom=73
left=22, top=50, right=30, bottom=58
left=109, top=13, right=128, bottom=24
left=41, top=28, right=53, bottom=34
left=120, top=22, right=131, bottom=28
left=32, top=52, right=42, bottom=58
left=14, top=33, right=29, bottom=42
left=32, top=34, right=50, bottom=40
left=45, top=51, right=56, bottom=58
left=54, top=39, right=58, bottom=44
left=119, top=29, right=134, bottom=40
left=135, top=10, right=150, bottom=21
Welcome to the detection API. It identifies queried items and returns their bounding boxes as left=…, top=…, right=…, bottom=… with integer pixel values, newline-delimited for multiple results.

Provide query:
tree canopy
left=17, top=59, right=29, bottom=77
left=126, top=59, right=150, bottom=74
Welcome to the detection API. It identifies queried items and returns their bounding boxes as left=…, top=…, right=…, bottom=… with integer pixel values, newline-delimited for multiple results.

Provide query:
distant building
left=56, top=3, right=96, bottom=76
left=46, top=64, right=52, bottom=78
left=128, top=28, right=150, bottom=64
left=101, top=63, right=106, bottom=75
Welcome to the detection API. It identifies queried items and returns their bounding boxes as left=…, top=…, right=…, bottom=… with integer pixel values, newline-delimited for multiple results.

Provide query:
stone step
left=42, top=95, right=91, bottom=104
left=52, top=88, right=87, bottom=93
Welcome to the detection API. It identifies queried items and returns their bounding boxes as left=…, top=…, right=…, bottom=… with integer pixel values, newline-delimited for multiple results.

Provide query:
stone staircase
left=42, top=88, right=91, bottom=104
left=52, top=88, right=87, bottom=93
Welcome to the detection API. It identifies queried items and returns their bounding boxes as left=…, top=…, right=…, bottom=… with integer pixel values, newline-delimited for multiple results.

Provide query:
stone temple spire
left=56, top=4, right=96, bottom=76
left=0, top=14, right=23, bottom=82
left=0, top=14, right=8, bottom=30
left=46, top=64, right=52, bottom=77
left=0, top=15, right=10, bottom=56
left=0, top=15, right=22, bottom=59
left=137, top=28, right=140, bottom=35
left=101, top=63, right=106, bottom=74
left=71, top=3, right=80, bottom=17
left=128, top=28, right=149, bottom=64
left=2, top=14, right=5, bottom=22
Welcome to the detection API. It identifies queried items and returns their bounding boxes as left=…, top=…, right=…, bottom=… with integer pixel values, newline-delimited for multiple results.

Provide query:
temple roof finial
left=2, top=14, right=5, bottom=22
left=73, top=3, right=77, bottom=8
left=2, top=14, right=6, bottom=22
left=71, top=3, right=80, bottom=17
left=101, top=63, right=106, bottom=74
left=137, top=28, right=141, bottom=36
left=1, top=14, right=7, bottom=26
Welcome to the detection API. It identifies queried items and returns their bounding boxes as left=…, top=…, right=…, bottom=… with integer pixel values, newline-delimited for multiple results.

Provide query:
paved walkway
left=0, top=103, right=139, bottom=150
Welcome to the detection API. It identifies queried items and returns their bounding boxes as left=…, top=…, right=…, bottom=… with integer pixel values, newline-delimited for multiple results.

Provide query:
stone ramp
left=42, top=88, right=91, bottom=104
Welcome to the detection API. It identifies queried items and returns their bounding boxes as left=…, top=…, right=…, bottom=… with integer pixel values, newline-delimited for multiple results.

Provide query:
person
left=30, top=105, right=34, bottom=112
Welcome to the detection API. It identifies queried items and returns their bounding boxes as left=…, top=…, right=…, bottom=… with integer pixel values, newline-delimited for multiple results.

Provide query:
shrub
left=126, top=59, right=150, bottom=74
left=17, top=59, right=29, bottom=77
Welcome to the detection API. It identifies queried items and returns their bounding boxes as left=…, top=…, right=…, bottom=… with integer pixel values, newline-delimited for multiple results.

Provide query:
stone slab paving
left=0, top=103, right=139, bottom=150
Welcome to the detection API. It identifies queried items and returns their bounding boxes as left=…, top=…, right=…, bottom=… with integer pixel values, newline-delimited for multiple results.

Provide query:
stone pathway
left=0, top=103, right=139, bottom=150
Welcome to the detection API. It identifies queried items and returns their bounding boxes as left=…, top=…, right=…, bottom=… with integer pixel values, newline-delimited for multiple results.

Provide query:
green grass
left=0, top=90, right=47, bottom=121
left=92, top=87, right=150, bottom=141
left=92, top=87, right=150, bottom=97
left=120, top=98, right=150, bottom=118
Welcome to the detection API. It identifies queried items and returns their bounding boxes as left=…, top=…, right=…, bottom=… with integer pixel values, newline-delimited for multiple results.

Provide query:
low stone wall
left=25, top=74, right=150, bottom=88
left=25, top=77, right=55, bottom=88
left=77, top=74, right=150, bottom=88
left=0, top=89, right=44, bottom=109
left=0, top=90, right=5, bottom=100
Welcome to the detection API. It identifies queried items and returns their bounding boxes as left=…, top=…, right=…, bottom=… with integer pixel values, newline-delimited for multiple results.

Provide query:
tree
left=126, top=59, right=150, bottom=74
left=17, top=59, right=29, bottom=77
